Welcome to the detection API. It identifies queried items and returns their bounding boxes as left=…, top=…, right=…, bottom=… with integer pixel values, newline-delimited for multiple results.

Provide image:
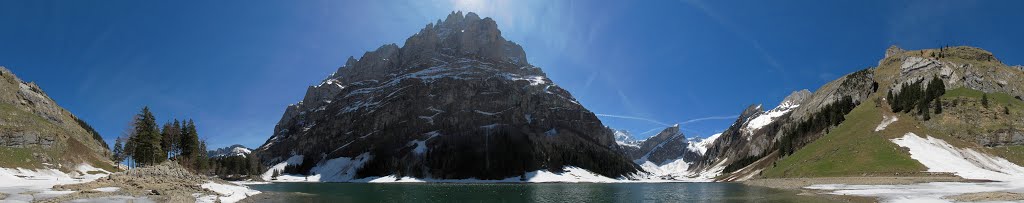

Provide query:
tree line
left=887, top=75, right=945, bottom=120
left=110, top=107, right=209, bottom=171
left=209, top=154, right=264, bottom=180
left=778, top=96, right=858, bottom=156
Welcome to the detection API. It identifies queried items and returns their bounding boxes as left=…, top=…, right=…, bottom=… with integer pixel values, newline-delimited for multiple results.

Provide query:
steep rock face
left=789, top=69, right=875, bottom=122
left=632, top=125, right=695, bottom=164
left=256, top=11, right=640, bottom=180
left=693, top=90, right=812, bottom=176
left=0, top=66, right=112, bottom=170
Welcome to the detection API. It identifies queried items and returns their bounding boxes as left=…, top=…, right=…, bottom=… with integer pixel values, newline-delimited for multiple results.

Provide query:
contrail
left=595, top=114, right=672, bottom=127
left=679, top=115, right=739, bottom=125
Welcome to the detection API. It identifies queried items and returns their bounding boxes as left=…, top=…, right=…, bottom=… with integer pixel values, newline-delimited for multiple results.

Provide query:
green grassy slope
left=762, top=100, right=925, bottom=178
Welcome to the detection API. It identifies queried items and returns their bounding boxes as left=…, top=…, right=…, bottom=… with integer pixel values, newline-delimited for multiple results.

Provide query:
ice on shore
left=201, top=181, right=262, bottom=203
left=806, top=133, right=1024, bottom=202
left=0, top=164, right=109, bottom=202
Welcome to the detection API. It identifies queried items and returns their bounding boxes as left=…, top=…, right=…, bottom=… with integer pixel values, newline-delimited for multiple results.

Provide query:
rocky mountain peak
left=885, top=45, right=906, bottom=58
left=258, top=12, right=639, bottom=180
left=739, top=104, right=764, bottom=120
left=208, top=144, right=253, bottom=158
left=325, top=11, right=528, bottom=89
left=780, top=89, right=812, bottom=107
left=613, top=129, right=638, bottom=143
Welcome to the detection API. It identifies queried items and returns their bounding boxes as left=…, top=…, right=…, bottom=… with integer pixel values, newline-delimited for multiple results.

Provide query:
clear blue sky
left=2, top=0, right=1023, bottom=149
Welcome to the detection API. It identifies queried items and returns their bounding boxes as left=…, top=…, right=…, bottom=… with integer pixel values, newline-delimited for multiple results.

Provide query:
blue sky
left=2, top=0, right=1023, bottom=149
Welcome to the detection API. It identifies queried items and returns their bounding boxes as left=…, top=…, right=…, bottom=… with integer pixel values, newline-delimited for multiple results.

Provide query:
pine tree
left=918, top=99, right=930, bottom=120
left=124, top=135, right=137, bottom=168
left=112, top=138, right=125, bottom=163
left=983, top=94, right=990, bottom=108
left=1006, top=106, right=1011, bottom=115
left=197, top=139, right=209, bottom=172
left=170, top=120, right=182, bottom=158
left=160, top=120, right=183, bottom=159
left=179, top=119, right=199, bottom=169
left=935, top=98, right=943, bottom=114
left=133, top=107, right=164, bottom=166
left=161, top=122, right=173, bottom=160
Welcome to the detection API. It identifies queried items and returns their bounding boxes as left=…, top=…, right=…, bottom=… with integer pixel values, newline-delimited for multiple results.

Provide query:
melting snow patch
left=261, top=155, right=304, bottom=181
left=474, top=110, right=498, bottom=116
left=875, top=115, right=899, bottom=132
left=806, top=182, right=1024, bottom=203
left=480, top=123, right=501, bottom=130
left=361, top=166, right=622, bottom=183
left=0, top=164, right=111, bottom=202
left=807, top=133, right=1024, bottom=202
left=71, top=196, right=155, bottom=203
left=201, top=182, right=261, bottom=203
left=890, top=133, right=1024, bottom=181
left=545, top=128, right=558, bottom=137
left=91, top=187, right=121, bottom=192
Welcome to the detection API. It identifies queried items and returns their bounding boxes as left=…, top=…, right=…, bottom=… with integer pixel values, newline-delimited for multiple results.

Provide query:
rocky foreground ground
left=42, top=162, right=246, bottom=203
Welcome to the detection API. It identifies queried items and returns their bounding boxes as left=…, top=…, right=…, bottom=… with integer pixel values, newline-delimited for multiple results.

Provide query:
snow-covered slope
left=806, top=133, right=1024, bottom=202
left=743, top=101, right=800, bottom=135
left=0, top=163, right=111, bottom=202
left=631, top=128, right=723, bottom=182
left=687, top=133, right=722, bottom=155
left=891, top=133, right=1024, bottom=181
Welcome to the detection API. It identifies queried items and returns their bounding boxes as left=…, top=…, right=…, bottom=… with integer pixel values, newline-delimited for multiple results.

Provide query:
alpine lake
left=247, top=182, right=832, bottom=202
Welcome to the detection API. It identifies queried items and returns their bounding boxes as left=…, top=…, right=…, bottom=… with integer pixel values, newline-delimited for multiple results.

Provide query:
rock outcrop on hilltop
left=256, top=11, right=640, bottom=180
left=0, top=66, right=112, bottom=170
left=883, top=46, right=1024, bottom=99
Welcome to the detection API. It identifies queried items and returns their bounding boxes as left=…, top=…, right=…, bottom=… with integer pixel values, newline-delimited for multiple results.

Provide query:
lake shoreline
left=741, top=176, right=1024, bottom=203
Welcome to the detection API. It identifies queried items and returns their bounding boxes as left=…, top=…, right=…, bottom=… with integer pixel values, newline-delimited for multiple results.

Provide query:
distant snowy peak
left=208, top=144, right=253, bottom=158
left=742, top=90, right=811, bottom=134
left=687, top=133, right=722, bottom=155
left=613, top=129, right=641, bottom=148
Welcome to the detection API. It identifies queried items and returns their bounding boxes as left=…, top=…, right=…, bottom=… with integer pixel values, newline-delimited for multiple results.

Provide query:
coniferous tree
left=124, top=135, right=137, bottom=168
left=197, top=139, right=209, bottom=172
left=179, top=119, right=200, bottom=169
left=935, top=98, right=943, bottom=114
left=160, top=120, right=183, bottom=159
left=1006, top=106, right=1011, bottom=115
left=170, top=120, right=182, bottom=158
left=133, top=107, right=164, bottom=166
left=161, top=122, right=173, bottom=159
left=983, top=94, right=990, bottom=108
left=112, top=138, right=125, bottom=163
